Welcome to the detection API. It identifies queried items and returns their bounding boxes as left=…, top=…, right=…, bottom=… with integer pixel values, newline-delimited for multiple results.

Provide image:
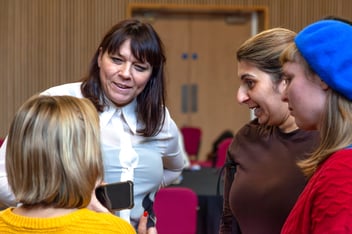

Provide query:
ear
left=97, top=47, right=103, bottom=68
left=315, top=75, right=329, bottom=91
left=311, top=73, right=329, bottom=91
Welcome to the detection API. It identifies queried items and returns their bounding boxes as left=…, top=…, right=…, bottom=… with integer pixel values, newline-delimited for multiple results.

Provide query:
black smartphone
left=95, top=180, right=134, bottom=211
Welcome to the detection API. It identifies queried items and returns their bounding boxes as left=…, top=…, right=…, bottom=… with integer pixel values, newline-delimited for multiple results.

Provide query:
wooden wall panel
left=1, top=0, right=352, bottom=138
left=0, top=0, right=128, bottom=137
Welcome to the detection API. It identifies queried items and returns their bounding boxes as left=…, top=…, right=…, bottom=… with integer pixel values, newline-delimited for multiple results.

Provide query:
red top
left=281, top=149, right=352, bottom=234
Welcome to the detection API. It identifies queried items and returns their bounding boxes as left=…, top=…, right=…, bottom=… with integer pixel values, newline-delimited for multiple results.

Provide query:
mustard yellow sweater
left=0, top=208, right=136, bottom=233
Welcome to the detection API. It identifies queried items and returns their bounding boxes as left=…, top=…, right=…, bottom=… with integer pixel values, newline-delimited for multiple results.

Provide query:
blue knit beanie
left=295, top=19, right=352, bottom=100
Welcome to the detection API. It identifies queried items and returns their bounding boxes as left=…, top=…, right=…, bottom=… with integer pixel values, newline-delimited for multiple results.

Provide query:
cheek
left=254, top=87, right=274, bottom=106
left=99, top=68, right=111, bottom=90
left=287, top=82, right=303, bottom=104
left=100, top=65, right=116, bottom=80
left=136, top=82, right=148, bottom=95
left=287, top=88, right=298, bottom=104
left=134, top=72, right=152, bottom=91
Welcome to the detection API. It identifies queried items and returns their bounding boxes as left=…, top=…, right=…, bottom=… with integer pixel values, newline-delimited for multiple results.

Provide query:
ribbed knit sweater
left=281, top=149, right=352, bottom=233
left=0, top=208, right=136, bottom=233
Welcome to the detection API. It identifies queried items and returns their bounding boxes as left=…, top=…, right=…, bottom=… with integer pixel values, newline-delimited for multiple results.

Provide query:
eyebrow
left=239, top=73, right=254, bottom=80
left=282, top=71, right=293, bottom=77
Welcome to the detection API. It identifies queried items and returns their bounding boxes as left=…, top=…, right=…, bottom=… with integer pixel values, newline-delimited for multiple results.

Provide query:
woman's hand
left=138, top=211, right=158, bottom=234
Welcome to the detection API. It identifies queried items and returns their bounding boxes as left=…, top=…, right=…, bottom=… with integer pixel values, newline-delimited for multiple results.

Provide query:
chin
left=257, top=118, right=268, bottom=126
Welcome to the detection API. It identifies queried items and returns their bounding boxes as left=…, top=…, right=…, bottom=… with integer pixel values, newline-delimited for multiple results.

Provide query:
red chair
left=154, top=187, right=198, bottom=234
left=215, top=138, right=233, bottom=168
left=0, top=138, right=4, bottom=147
left=180, top=126, right=202, bottom=162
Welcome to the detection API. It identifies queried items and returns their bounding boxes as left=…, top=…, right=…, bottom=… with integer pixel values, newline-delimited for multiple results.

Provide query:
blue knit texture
left=295, top=19, right=352, bottom=100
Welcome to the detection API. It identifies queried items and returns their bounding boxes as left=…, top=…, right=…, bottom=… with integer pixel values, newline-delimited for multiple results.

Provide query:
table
left=170, top=167, right=224, bottom=234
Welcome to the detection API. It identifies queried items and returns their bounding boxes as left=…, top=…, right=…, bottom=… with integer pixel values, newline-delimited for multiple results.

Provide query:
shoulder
left=288, top=128, right=320, bottom=141
left=306, top=150, right=352, bottom=231
left=77, top=209, right=136, bottom=233
left=235, top=119, right=272, bottom=141
left=40, top=82, right=83, bottom=97
left=0, top=207, right=11, bottom=217
left=319, top=149, right=352, bottom=176
left=150, top=107, right=180, bottom=154
left=96, top=212, right=135, bottom=230
left=162, top=107, right=173, bottom=124
left=157, top=107, right=178, bottom=138
left=311, top=149, right=352, bottom=197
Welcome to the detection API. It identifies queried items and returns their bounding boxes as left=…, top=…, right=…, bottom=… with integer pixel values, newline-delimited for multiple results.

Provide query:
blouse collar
left=100, top=98, right=138, bottom=134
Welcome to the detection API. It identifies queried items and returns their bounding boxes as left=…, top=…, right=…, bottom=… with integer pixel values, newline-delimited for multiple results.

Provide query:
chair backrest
left=154, top=187, right=198, bottom=234
left=180, top=126, right=202, bottom=160
left=215, top=137, right=233, bottom=168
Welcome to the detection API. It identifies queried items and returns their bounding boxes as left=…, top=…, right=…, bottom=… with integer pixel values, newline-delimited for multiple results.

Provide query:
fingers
left=137, top=211, right=158, bottom=234
left=147, top=227, right=158, bottom=234
left=137, top=211, right=149, bottom=234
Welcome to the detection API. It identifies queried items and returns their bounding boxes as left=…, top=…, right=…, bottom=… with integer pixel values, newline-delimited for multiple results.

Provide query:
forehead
left=283, top=61, right=320, bottom=86
left=237, top=61, right=261, bottom=74
left=115, top=40, right=132, bottom=55
left=283, top=61, right=302, bottom=74
left=106, top=38, right=146, bottom=61
left=238, top=61, right=272, bottom=81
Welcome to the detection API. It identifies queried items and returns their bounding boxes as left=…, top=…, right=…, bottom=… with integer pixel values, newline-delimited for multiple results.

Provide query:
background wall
left=1, top=0, right=351, bottom=155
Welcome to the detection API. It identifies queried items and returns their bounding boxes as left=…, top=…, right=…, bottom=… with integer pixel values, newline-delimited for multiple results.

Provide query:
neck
left=279, top=115, right=298, bottom=133
left=13, top=205, right=78, bottom=218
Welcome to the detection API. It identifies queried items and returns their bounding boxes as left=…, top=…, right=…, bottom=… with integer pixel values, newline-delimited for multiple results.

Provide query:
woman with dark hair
left=219, top=28, right=319, bottom=234
left=81, top=19, right=167, bottom=136
left=0, top=19, right=184, bottom=232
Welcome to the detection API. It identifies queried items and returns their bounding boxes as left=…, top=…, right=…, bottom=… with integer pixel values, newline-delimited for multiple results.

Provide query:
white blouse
left=0, top=82, right=184, bottom=227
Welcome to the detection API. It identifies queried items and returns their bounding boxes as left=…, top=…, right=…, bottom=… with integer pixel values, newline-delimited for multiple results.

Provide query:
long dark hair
left=81, top=19, right=166, bottom=137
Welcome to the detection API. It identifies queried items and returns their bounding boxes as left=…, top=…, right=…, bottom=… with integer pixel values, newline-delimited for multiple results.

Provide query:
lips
left=249, top=106, right=261, bottom=117
left=112, top=81, right=131, bottom=89
left=253, top=107, right=262, bottom=117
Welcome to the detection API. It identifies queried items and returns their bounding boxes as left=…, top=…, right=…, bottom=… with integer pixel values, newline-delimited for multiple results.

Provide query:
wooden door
left=148, top=15, right=191, bottom=125
left=137, top=12, right=254, bottom=160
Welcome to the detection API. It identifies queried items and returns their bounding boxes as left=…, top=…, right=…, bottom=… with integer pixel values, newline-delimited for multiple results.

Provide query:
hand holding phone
left=95, top=181, right=134, bottom=211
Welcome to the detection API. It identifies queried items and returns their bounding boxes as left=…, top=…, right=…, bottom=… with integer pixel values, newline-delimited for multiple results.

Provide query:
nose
left=237, top=86, right=249, bottom=104
left=119, top=63, right=132, bottom=79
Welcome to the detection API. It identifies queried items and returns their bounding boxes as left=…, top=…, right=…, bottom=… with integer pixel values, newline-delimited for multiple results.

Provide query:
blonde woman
left=0, top=95, right=135, bottom=233
left=281, top=18, right=352, bottom=233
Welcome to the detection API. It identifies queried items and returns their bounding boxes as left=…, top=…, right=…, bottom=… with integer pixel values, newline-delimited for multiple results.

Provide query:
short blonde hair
left=280, top=42, right=314, bottom=78
left=6, top=95, right=103, bottom=208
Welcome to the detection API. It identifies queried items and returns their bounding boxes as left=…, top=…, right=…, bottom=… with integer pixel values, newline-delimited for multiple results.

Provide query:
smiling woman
left=0, top=19, right=185, bottom=233
left=237, top=60, right=292, bottom=128
left=219, top=28, right=319, bottom=234
left=97, top=39, right=153, bottom=107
